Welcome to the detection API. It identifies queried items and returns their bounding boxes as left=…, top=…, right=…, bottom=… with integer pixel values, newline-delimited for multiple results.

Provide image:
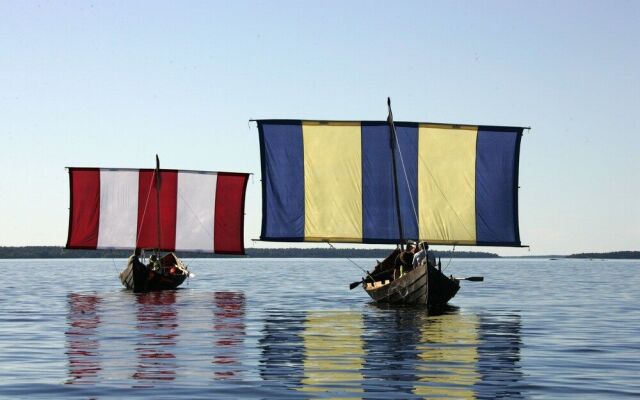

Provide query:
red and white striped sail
left=66, top=168, right=249, bottom=254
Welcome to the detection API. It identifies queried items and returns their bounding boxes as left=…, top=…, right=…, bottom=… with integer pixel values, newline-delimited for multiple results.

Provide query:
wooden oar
left=349, top=260, right=384, bottom=290
left=454, top=276, right=484, bottom=282
left=349, top=280, right=364, bottom=290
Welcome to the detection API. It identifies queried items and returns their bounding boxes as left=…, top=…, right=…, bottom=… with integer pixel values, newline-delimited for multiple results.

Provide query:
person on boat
left=128, top=248, right=147, bottom=272
left=412, top=241, right=429, bottom=268
left=128, top=248, right=141, bottom=263
left=148, top=254, right=161, bottom=272
left=394, top=242, right=416, bottom=278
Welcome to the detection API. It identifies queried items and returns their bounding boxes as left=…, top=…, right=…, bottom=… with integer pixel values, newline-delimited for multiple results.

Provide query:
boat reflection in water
left=259, top=306, right=523, bottom=398
left=132, top=291, right=179, bottom=383
left=212, top=291, right=246, bottom=379
left=65, top=293, right=102, bottom=385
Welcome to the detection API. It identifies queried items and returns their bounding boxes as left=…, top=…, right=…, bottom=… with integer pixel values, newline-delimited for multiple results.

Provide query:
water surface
left=1, top=258, right=639, bottom=398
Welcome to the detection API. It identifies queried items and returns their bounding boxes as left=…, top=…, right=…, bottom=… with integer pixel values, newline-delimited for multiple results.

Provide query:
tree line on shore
left=0, top=246, right=499, bottom=259
left=1, top=246, right=637, bottom=259
left=565, top=251, right=639, bottom=259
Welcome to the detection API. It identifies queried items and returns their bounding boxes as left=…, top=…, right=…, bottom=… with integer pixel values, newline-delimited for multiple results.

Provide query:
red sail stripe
left=67, top=168, right=101, bottom=249
left=136, top=170, right=178, bottom=251
left=214, top=173, right=249, bottom=254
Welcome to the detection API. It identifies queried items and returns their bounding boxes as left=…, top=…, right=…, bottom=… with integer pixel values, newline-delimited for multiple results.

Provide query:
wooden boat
left=119, top=252, right=188, bottom=293
left=66, top=155, right=249, bottom=292
left=256, top=98, right=525, bottom=305
left=362, top=249, right=459, bottom=306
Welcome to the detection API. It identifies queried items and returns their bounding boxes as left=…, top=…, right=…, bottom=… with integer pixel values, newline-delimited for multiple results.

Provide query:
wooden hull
left=363, top=251, right=460, bottom=307
left=119, top=253, right=188, bottom=293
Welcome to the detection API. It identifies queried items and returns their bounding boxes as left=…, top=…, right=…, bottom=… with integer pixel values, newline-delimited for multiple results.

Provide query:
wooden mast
left=155, top=154, right=161, bottom=255
left=387, top=98, right=405, bottom=250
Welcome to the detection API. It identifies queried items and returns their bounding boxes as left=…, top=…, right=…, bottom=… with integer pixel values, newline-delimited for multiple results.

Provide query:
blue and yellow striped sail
left=258, top=120, right=523, bottom=246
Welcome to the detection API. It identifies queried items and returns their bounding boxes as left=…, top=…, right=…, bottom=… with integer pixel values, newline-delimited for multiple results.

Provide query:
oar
left=454, top=276, right=484, bottom=282
left=349, top=260, right=383, bottom=290
left=349, top=280, right=364, bottom=290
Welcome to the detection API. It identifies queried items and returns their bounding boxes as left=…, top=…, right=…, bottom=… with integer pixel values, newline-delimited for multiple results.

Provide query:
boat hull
left=363, top=250, right=460, bottom=307
left=119, top=253, right=188, bottom=293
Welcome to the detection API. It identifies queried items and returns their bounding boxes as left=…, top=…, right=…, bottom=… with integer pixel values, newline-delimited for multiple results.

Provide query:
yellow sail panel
left=418, top=124, right=477, bottom=244
left=302, top=122, right=363, bottom=242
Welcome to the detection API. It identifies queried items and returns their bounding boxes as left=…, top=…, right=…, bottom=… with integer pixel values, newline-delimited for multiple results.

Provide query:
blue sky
left=1, top=1, right=638, bottom=255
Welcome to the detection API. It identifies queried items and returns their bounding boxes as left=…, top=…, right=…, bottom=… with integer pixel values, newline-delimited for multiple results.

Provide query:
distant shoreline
left=0, top=246, right=497, bottom=259
left=0, top=246, right=638, bottom=259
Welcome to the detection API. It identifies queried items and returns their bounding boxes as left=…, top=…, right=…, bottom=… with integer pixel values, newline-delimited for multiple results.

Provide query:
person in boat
left=148, top=254, right=161, bottom=273
left=394, top=241, right=416, bottom=278
left=128, top=248, right=145, bottom=266
left=412, top=241, right=429, bottom=269
left=127, top=248, right=148, bottom=274
left=128, top=248, right=141, bottom=263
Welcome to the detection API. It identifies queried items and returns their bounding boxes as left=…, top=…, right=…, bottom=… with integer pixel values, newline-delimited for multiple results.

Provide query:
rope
left=442, top=245, right=456, bottom=273
left=326, top=241, right=375, bottom=281
left=109, top=250, right=120, bottom=275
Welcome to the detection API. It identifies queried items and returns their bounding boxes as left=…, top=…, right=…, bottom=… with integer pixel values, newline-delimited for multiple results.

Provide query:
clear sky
left=1, top=1, right=638, bottom=256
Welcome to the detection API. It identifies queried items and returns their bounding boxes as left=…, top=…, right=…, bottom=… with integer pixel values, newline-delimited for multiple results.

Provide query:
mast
left=155, top=154, right=161, bottom=254
left=387, top=98, right=405, bottom=249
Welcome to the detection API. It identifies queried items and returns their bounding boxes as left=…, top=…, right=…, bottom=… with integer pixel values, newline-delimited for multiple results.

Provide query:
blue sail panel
left=258, top=121, right=305, bottom=240
left=475, top=126, right=522, bottom=246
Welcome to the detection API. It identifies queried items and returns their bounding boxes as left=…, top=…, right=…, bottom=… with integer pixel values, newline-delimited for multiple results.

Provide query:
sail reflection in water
left=65, top=293, right=102, bottom=384
left=299, top=311, right=365, bottom=396
left=412, top=310, right=480, bottom=398
left=475, top=313, right=523, bottom=399
left=259, top=311, right=306, bottom=388
left=362, top=306, right=424, bottom=395
left=212, top=291, right=246, bottom=379
left=133, top=291, right=178, bottom=383
left=364, top=307, right=523, bottom=399
left=257, top=306, right=523, bottom=398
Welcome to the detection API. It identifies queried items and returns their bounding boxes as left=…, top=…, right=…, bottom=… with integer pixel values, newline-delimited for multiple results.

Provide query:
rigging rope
left=442, top=245, right=456, bottom=273
left=326, top=241, right=375, bottom=281
left=109, top=250, right=120, bottom=275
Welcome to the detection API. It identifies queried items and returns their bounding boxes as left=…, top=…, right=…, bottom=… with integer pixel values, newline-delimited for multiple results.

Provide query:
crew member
left=412, top=241, right=429, bottom=268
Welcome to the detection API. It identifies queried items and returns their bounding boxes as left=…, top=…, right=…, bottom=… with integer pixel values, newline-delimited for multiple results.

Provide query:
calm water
left=0, top=257, right=639, bottom=399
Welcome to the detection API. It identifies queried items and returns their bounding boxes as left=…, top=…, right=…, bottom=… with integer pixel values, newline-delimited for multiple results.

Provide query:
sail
left=258, top=120, right=523, bottom=246
left=66, top=168, right=249, bottom=254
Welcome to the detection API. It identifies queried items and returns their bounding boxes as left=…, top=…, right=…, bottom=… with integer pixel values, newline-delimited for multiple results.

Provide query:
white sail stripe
left=175, top=172, right=217, bottom=251
left=97, top=170, right=139, bottom=249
